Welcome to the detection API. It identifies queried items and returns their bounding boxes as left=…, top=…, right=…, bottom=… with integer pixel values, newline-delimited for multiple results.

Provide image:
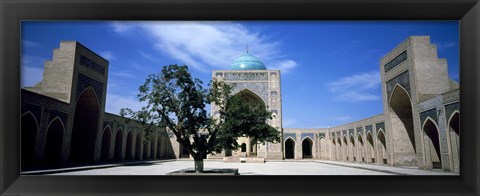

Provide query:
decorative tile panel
left=356, top=127, right=364, bottom=136
left=318, top=133, right=325, bottom=138
left=79, top=55, right=105, bottom=75
left=386, top=70, right=410, bottom=101
left=76, top=73, right=104, bottom=102
left=376, top=122, right=385, bottom=133
left=301, top=133, right=314, bottom=141
left=48, top=109, right=68, bottom=127
left=384, top=50, right=407, bottom=72
left=103, top=121, right=114, bottom=130
left=21, top=102, right=42, bottom=122
left=230, top=82, right=268, bottom=105
left=444, top=102, right=460, bottom=121
left=224, top=72, right=268, bottom=81
left=284, top=133, right=296, bottom=141
left=365, top=125, right=373, bottom=135
left=420, top=108, right=438, bottom=125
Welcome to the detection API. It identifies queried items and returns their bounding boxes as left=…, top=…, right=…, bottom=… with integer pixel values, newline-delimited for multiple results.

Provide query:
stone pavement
left=313, top=160, right=456, bottom=175
left=35, top=159, right=457, bottom=176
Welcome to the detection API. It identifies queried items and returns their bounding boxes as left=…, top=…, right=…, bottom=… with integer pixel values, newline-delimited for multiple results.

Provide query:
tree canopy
left=121, top=64, right=280, bottom=172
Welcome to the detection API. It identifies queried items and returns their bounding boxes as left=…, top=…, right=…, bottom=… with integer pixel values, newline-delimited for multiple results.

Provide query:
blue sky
left=21, top=21, right=459, bottom=128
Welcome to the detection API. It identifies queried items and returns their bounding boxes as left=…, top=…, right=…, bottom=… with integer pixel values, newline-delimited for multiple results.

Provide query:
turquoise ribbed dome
left=229, top=53, right=266, bottom=70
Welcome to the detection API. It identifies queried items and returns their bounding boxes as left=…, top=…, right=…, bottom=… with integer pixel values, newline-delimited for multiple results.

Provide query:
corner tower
left=211, top=52, right=283, bottom=159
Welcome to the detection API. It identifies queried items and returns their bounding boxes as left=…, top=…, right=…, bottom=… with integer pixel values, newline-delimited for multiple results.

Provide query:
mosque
left=21, top=35, right=460, bottom=173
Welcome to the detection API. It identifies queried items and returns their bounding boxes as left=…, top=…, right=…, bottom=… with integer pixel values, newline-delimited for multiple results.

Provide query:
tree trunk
left=194, top=159, right=204, bottom=173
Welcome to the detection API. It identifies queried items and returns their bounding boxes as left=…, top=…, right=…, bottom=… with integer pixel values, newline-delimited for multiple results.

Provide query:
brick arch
left=302, top=137, right=313, bottom=159
left=70, top=86, right=100, bottom=163
left=101, top=126, right=112, bottom=161
left=389, top=83, right=416, bottom=166
left=114, top=128, right=123, bottom=161
left=349, top=134, right=355, bottom=146
left=284, top=137, right=295, bottom=159
left=447, top=110, right=460, bottom=135
left=357, top=134, right=364, bottom=162
left=348, top=134, right=356, bottom=161
left=447, top=111, right=460, bottom=173
left=125, top=131, right=133, bottom=160
left=135, top=132, right=142, bottom=160
left=422, top=117, right=442, bottom=169
left=21, top=111, right=38, bottom=169
left=366, top=132, right=376, bottom=163
left=44, top=117, right=65, bottom=164
left=377, top=129, right=387, bottom=164
left=235, top=88, right=266, bottom=107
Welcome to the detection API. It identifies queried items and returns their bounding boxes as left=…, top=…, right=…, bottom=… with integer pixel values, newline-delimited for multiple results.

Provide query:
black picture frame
left=1, top=0, right=479, bottom=195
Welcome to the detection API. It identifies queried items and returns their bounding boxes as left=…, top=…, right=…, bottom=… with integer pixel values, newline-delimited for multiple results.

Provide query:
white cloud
left=327, top=71, right=381, bottom=102
left=21, top=66, right=43, bottom=87
left=267, top=60, right=298, bottom=73
left=22, top=55, right=46, bottom=68
left=110, top=22, right=135, bottom=33
left=139, top=51, right=158, bottom=62
left=283, top=118, right=297, bottom=127
left=22, top=40, right=40, bottom=48
left=111, top=21, right=298, bottom=73
left=100, top=51, right=115, bottom=61
left=105, top=93, right=146, bottom=115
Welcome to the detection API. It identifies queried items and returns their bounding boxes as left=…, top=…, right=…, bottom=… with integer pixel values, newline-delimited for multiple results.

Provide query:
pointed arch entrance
left=302, top=138, right=313, bottom=159
left=377, top=130, right=387, bottom=164
left=234, top=88, right=266, bottom=158
left=423, top=119, right=442, bottom=169
left=21, top=112, right=38, bottom=169
left=367, top=132, right=375, bottom=163
left=284, top=138, right=295, bottom=159
left=349, top=135, right=356, bottom=161
left=448, top=112, right=460, bottom=173
left=44, top=118, right=64, bottom=164
left=240, top=143, right=247, bottom=152
left=236, top=88, right=266, bottom=106
left=101, top=127, right=111, bottom=161
left=114, top=129, right=123, bottom=161
left=70, top=87, right=100, bottom=163
left=125, top=131, right=133, bottom=160
left=389, top=85, right=416, bottom=166
left=357, top=134, right=364, bottom=162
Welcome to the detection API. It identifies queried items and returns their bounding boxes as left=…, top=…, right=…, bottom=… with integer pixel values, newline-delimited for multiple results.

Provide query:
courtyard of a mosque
left=32, top=159, right=454, bottom=176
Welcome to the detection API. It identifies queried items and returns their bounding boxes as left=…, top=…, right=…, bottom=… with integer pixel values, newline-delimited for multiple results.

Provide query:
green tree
left=121, top=64, right=280, bottom=173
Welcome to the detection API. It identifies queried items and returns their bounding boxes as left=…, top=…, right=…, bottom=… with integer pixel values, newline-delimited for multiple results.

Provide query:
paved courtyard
left=42, top=159, right=456, bottom=176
